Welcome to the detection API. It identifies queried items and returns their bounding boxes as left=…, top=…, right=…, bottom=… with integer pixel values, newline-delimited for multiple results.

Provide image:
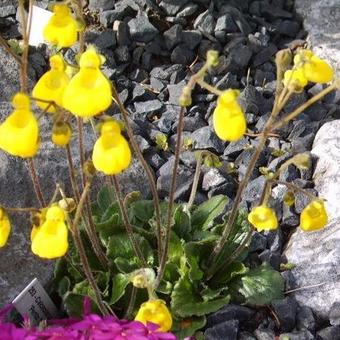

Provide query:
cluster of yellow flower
left=0, top=4, right=131, bottom=256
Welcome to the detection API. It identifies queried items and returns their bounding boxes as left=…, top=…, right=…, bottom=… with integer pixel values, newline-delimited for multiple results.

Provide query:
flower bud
left=84, top=159, right=96, bottom=178
left=179, top=86, right=192, bottom=107
left=58, top=198, right=76, bottom=212
left=276, top=49, right=292, bottom=70
left=52, top=121, right=72, bottom=147
left=206, top=50, right=219, bottom=67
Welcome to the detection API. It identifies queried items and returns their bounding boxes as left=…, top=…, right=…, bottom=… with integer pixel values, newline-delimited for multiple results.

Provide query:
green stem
left=111, top=175, right=147, bottom=267
left=187, top=152, right=203, bottom=209
left=111, top=86, right=163, bottom=263
left=155, top=106, right=185, bottom=288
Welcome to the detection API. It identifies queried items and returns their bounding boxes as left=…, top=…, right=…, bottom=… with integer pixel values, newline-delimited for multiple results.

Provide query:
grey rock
left=274, top=19, right=301, bottom=37
left=252, top=44, right=278, bottom=67
left=295, top=0, right=340, bottom=69
left=317, top=326, right=340, bottom=340
left=182, top=30, right=202, bottom=49
left=242, top=176, right=266, bottom=203
left=94, top=30, right=116, bottom=49
left=134, top=99, right=163, bottom=116
left=194, top=9, right=215, bottom=34
left=177, top=3, right=198, bottom=17
left=215, top=14, right=238, bottom=33
left=191, top=126, right=225, bottom=154
left=150, top=67, right=169, bottom=81
left=114, top=45, right=131, bottom=64
left=279, top=330, right=314, bottom=340
left=249, top=232, right=267, bottom=252
left=202, top=168, right=226, bottom=192
left=181, top=116, right=206, bottom=132
left=159, top=0, right=186, bottom=16
left=204, top=319, right=239, bottom=340
left=330, top=302, right=340, bottom=326
left=254, top=328, right=275, bottom=340
left=144, top=149, right=165, bottom=170
left=171, top=44, right=195, bottom=65
left=167, top=81, right=185, bottom=106
left=207, top=304, right=254, bottom=328
left=0, top=4, right=16, bottom=17
left=271, top=297, right=298, bottom=332
left=223, top=137, right=249, bottom=158
left=88, top=0, right=114, bottom=11
left=284, top=121, right=340, bottom=317
left=225, top=43, right=253, bottom=72
left=163, top=24, right=182, bottom=50
left=128, top=13, right=158, bottom=43
left=259, top=250, right=282, bottom=270
left=296, top=306, right=316, bottom=332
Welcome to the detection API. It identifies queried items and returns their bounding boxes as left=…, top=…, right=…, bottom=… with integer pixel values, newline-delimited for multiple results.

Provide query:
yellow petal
left=0, top=208, right=11, bottom=247
left=300, top=200, right=328, bottom=231
left=43, top=4, right=78, bottom=48
left=283, top=68, right=308, bottom=92
left=248, top=206, right=278, bottom=232
left=0, top=93, right=39, bottom=158
left=135, top=299, right=173, bottom=332
left=303, top=57, right=334, bottom=84
left=52, top=122, right=72, bottom=147
left=213, top=105, right=246, bottom=142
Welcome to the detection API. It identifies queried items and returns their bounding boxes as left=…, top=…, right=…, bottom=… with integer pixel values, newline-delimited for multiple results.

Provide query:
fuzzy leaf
left=191, top=195, right=228, bottom=230
left=212, top=261, right=249, bottom=286
left=129, top=200, right=155, bottom=223
left=63, top=293, right=99, bottom=317
left=171, top=274, right=230, bottom=317
left=173, top=205, right=191, bottom=240
left=172, top=316, right=206, bottom=338
left=233, top=264, right=284, bottom=305
left=110, top=273, right=130, bottom=304
left=97, top=186, right=115, bottom=214
left=57, top=276, right=71, bottom=297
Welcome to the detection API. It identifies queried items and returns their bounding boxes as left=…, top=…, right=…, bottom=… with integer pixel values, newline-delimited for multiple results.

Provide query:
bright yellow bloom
left=283, top=68, right=308, bottom=92
left=43, top=4, right=78, bottom=47
left=92, top=120, right=131, bottom=175
left=0, top=93, right=39, bottom=158
left=63, top=48, right=112, bottom=117
left=135, top=299, right=173, bottom=332
left=32, top=55, right=70, bottom=113
left=294, top=49, right=334, bottom=84
left=300, top=200, right=328, bottom=232
left=248, top=206, right=278, bottom=232
left=213, top=90, right=246, bottom=142
left=52, top=121, right=72, bottom=147
left=0, top=208, right=11, bottom=247
left=31, top=206, right=68, bottom=259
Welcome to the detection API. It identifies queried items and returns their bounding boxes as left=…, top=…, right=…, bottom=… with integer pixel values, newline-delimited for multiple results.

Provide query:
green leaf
left=97, top=186, right=115, bottom=214
left=110, top=273, right=130, bottom=304
left=184, top=240, right=215, bottom=282
left=212, top=261, right=249, bottom=286
left=63, top=293, right=99, bottom=317
left=172, top=316, right=206, bottom=339
left=57, top=276, right=71, bottom=297
left=191, top=195, right=228, bottom=230
left=129, top=200, right=155, bottom=223
left=173, top=205, right=191, bottom=240
left=232, top=264, right=285, bottom=305
left=171, top=274, right=230, bottom=317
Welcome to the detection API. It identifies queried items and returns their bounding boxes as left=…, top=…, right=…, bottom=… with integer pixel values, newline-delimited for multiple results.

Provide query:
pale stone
left=285, top=121, right=340, bottom=318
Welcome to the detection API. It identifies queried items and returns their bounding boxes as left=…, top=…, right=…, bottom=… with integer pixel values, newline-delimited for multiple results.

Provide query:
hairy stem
left=187, top=152, right=203, bottom=209
left=27, top=158, right=46, bottom=207
left=111, top=86, right=163, bottom=262
left=155, top=106, right=185, bottom=287
left=68, top=181, right=110, bottom=316
left=111, top=175, right=147, bottom=266
left=66, top=144, right=80, bottom=203
left=274, top=180, right=317, bottom=201
left=0, top=34, right=22, bottom=64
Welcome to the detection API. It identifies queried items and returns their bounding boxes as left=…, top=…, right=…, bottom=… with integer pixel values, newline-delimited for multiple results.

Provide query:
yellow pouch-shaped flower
left=0, top=93, right=39, bottom=158
left=283, top=68, right=308, bottom=92
left=31, top=206, right=68, bottom=259
left=248, top=205, right=278, bottom=232
left=135, top=299, right=173, bottom=332
left=32, top=55, right=70, bottom=113
left=52, top=121, right=72, bottom=147
left=63, top=48, right=112, bottom=117
left=300, top=200, right=328, bottom=232
left=92, top=121, right=131, bottom=175
left=0, top=208, right=11, bottom=247
left=43, top=4, right=78, bottom=48
left=294, top=49, right=334, bottom=84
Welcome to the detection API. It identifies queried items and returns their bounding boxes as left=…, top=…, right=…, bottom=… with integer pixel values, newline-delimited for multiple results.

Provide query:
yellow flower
left=248, top=206, right=278, bottom=232
left=294, top=49, right=334, bottom=84
left=32, top=55, right=70, bottom=113
left=92, top=120, right=131, bottom=175
left=31, top=206, right=68, bottom=259
left=135, top=299, right=173, bottom=332
left=213, top=89, right=246, bottom=142
left=0, top=208, right=11, bottom=247
left=283, top=68, right=308, bottom=92
left=0, top=93, right=39, bottom=158
left=63, top=47, right=112, bottom=117
left=52, top=121, right=72, bottom=147
left=300, top=200, right=328, bottom=232
left=43, top=4, right=78, bottom=47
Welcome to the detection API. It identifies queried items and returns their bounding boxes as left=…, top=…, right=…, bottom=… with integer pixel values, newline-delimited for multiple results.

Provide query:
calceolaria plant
left=0, top=0, right=336, bottom=338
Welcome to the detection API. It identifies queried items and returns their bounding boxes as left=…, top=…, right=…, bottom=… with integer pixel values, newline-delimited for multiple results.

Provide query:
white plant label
left=28, top=6, right=53, bottom=47
left=12, top=278, right=59, bottom=324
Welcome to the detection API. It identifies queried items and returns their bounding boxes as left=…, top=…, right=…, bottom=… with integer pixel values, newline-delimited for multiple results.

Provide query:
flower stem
left=187, top=152, right=203, bottom=209
left=111, top=87, right=163, bottom=263
left=66, top=144, right=80, bottom=203
left=273, top=180, right=317, bottom=201
left=0, top=33, right=22, bottom=65
left=66, top=180, right=110, bottom=316
left=111, top=175, right=147, bottom=267
left=124, top=286, right=137, bottom=319
left=27, top=158, right=46, bottom=207
left=155, top=106, right=185, bottom=288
